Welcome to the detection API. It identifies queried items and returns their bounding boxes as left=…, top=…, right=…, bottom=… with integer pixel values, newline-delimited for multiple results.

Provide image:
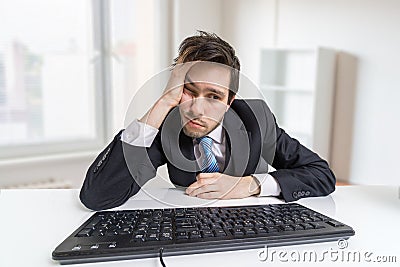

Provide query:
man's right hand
left=139, top=62, right=195, bottom=129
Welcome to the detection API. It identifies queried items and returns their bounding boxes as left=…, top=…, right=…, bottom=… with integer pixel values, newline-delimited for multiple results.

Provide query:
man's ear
left=229, top=95, right=235, bottom=106
left=226, top=95, right=235, bottom=112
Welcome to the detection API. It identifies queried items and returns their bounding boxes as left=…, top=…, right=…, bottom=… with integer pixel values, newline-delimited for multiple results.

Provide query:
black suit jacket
left=80, top=99, right=336, bottom=211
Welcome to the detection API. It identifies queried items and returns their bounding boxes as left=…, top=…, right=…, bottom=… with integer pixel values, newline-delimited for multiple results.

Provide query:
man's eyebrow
left=185, top=75, right=227, bottom=96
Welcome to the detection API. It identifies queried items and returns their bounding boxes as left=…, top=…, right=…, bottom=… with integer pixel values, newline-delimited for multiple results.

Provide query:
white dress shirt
left=121, top=119, right=281, bottom=197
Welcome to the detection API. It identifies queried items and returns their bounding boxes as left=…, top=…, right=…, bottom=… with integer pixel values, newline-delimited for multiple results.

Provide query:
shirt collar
left=206, top=123, right=224, bottom=144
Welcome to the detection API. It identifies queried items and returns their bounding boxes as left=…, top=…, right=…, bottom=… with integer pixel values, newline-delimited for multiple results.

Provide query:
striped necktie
left=196, top=136, right=220, bottom=173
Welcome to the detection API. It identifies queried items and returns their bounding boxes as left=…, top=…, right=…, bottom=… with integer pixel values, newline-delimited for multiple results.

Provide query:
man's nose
left=189, top=97, right=205, bottom=116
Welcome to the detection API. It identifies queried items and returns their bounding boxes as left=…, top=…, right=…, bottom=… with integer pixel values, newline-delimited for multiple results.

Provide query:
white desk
left=0, top=186, right=399, bottom=267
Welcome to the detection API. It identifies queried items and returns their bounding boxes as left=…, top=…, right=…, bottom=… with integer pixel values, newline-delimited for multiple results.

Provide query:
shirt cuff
left=120, top=119, right=159, bottom=147
left=251, top=173, right=282, bottom=197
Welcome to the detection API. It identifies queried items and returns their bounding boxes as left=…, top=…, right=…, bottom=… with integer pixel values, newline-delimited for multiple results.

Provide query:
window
left=0, top=0, right=169, bottom=159
left=0, top=0, right=101, bottom=158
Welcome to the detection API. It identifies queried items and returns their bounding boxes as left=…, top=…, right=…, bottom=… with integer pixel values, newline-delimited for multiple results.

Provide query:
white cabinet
left=259, top=48, right=336, bottom=161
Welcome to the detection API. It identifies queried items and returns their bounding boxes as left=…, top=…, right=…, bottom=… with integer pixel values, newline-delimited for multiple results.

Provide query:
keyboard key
left=90, top=244, right=99, bottom=249
left=146, top=233, right=159, bottom=241
left=267, top=226, right=279, bottom=233
left=281, top=225, right=294, bottom=231
left=264, top=220, right=275, bottom=226
left=288, top=219, right=297, bottom=224
left=201, top=230, right=214, bottom=238
left=160, top=233, right=173, bottom=240
left=293, top=218, right=304, bottom=223
left=71, top=245, right=81, bottom=251
left=255, top=227, right=268, bottom=233
left=310, top=223, right=325, bottom=229
left=176, top=232, right=189, bottom=239
left=244, top=227, right=256, bottom=235
left=117, top=229, right=131, bottom=235
left=301, top=223, right=314, bottom=230
left=309, top=216, right=321, bottom=222
left=133, top=234, right=145, bottom=241
left=214, top=229, right=226, bottom=237
left=77, top=228, right=93, bottom=237
left=293, top=224, right=305, bottom=230
left=106, top=230, right=118, bottom=236
left=231, top=228, right=244, bottom=236
left=92, top=230, right=105, bottom=236
left=87, top=217, right=101, bottom=228
left=326, top=221, right=344, bottom=227
left=189, top=230, right=201, bottom=239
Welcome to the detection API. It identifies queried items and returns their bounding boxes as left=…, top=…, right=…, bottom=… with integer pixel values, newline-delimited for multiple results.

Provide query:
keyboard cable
left=159, top=247, right=167, bottom=267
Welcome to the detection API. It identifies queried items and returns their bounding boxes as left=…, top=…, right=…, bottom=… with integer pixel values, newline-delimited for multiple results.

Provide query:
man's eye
left=211, top=95, right=220, bottom=100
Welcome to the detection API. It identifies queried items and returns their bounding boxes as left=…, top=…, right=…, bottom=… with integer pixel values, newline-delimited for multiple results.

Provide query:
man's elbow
left=320, top=168, right=336, bottom=196
left=79, top=188, right=106, bottom=211
left=79, top=182, right=140, bottom=211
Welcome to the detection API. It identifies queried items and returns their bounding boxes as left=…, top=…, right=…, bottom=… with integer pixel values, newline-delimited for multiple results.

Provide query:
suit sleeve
left=80, top=130, right=167, bottom=211
left=269, top=123, right=336, bottom=202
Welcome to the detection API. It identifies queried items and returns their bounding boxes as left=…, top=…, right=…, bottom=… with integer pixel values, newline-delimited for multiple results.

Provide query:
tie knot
left=196, top=136, right=213, bottom=146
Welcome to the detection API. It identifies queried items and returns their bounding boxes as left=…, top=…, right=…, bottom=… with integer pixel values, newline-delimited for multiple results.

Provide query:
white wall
left=221, top=0, right=276, bottom=84
left=172, top=0, right=222, bottom=56
left=221, top=0, right=400, bottom=185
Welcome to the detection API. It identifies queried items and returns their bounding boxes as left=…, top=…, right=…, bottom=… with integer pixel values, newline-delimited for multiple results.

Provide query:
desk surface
left=0, top=185, right=399, bottom=267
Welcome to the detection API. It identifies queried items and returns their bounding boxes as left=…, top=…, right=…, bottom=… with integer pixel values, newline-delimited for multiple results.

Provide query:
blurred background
left=0, top=0, right=399, bottom=189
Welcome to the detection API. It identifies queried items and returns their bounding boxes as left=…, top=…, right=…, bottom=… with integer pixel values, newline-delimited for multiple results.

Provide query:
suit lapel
left=222, top=109, right=252, bottom=177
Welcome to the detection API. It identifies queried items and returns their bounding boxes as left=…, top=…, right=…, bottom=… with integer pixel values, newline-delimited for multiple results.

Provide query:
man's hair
left=173, top=31, right=240, bottom=103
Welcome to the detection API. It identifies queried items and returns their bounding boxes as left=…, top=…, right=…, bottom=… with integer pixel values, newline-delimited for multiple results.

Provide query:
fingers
left=188, top=184, right=219, bottom=198
left=185, top=172, right=221, bottom=195
left=186, top=175, right=217, bottom=196
left=196, top=191, right=221, bottom=199
left=186, top=173, right=249, bottom=200
left=165, top=62, right=198, bottom=92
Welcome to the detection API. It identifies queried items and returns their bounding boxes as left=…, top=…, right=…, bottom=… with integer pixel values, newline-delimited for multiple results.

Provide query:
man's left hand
left=185, top=173, right=260, bottom=199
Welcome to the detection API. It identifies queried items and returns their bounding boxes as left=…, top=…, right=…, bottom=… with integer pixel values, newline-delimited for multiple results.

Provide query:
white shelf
left=259, top=47, right=336, bottom=161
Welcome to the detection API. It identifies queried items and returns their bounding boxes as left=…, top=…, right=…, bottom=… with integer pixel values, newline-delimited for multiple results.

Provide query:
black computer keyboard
left=52, top=203, right=355, bottom=264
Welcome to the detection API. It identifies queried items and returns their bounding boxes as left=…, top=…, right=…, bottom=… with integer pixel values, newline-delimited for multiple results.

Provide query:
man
left=80, top=31, right=335, bottom=211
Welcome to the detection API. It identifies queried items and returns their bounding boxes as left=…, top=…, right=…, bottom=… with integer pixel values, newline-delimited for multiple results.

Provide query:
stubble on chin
left=182, top=125, right=206, bottom=138
left=182, top=122, right=221, bottom=139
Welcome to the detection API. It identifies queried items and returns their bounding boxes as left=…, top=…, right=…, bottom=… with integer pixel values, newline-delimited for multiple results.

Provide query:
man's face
left=179, top=63, right=234, bottom=138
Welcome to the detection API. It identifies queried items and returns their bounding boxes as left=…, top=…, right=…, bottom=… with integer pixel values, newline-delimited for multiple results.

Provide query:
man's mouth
left=185, top=117, right=205, bottom=128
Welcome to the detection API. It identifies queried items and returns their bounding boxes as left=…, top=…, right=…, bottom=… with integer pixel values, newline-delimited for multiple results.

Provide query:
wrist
left=158, top=96, right=178, bottom=110
left=245, top=176, right=261, bottom=196
left=139, top=99, right=174, bottom=129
